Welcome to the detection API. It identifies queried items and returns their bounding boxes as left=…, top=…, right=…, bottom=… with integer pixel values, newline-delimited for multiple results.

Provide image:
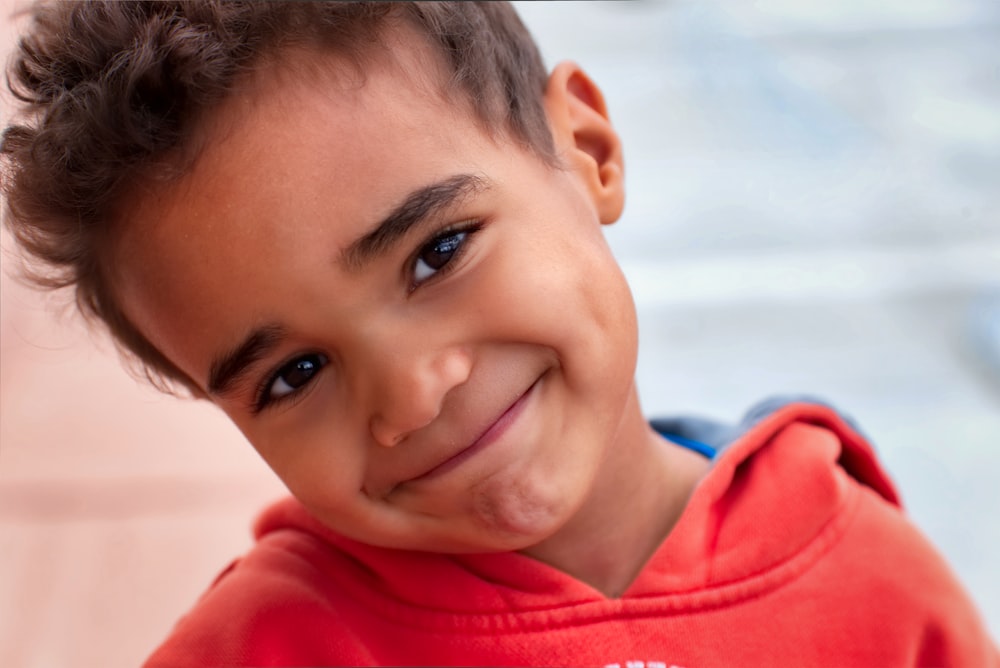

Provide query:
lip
left=407, top=377, right=540, bottom=484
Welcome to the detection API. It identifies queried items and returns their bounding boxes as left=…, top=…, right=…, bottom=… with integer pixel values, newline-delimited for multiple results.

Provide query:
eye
left=413, top=229, right=469, bottom=285
left=257, top=353, right=328, bottom=411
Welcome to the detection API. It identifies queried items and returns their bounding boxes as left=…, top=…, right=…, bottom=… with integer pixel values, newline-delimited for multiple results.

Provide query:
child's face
left=115, top=35, right=636, bottom=554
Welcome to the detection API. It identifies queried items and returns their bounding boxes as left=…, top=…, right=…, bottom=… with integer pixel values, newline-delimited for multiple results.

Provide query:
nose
left=367, top=345, right=472, bottom=448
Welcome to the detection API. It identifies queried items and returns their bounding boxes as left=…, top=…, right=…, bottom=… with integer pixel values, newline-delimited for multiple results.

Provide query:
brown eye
left=413, top=231, right=467, bottom=283
left=264, top=354, right=328, bottom=404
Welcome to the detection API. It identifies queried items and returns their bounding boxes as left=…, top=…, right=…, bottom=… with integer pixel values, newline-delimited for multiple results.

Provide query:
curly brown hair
left=1, top=0, right=553, bottom=394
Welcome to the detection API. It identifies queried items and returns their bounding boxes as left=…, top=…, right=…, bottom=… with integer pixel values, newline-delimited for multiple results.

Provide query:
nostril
left=369, top=403, right=438, bottom=448
left=369, top=416, right=408, bottom=448
left=366, top=347, right=472, bottom=447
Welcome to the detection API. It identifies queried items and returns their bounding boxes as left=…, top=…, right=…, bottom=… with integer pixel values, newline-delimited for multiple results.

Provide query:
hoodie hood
left=252, top=402, right=901, bottom=617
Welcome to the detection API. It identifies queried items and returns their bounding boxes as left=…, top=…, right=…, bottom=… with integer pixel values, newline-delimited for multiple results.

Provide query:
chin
left=466, top=471, right=579, bottom=545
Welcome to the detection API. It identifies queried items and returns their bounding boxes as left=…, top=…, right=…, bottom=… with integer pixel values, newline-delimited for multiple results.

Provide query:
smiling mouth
left=407, top=376, right=540, bottom=484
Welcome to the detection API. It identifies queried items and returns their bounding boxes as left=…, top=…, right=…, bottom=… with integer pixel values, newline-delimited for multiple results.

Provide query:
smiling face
left=113, top=31, right=641, bottom=554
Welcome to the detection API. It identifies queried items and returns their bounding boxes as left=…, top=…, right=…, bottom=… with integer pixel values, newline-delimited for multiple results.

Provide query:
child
left=2, top=2, right=995, bottom=665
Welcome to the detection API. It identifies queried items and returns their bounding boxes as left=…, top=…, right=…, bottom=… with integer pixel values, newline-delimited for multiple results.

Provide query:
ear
left=543, top=61, right=625, bottom=225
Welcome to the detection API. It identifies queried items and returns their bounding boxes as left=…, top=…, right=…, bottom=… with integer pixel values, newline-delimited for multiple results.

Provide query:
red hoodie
left=145, top=402, right=997, bottom=666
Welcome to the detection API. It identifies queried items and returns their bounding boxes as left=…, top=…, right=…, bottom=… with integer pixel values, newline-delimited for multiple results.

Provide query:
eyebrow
left=207, top=324, right=287, bottom=397
left=340, top=173, right=488, bottom=271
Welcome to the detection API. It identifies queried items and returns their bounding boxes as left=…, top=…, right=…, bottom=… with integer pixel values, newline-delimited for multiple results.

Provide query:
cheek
left=472, top=227, right=638, bottom=377
left=572, top=253, right=639, bottom=381
left=234, top=408, right=367, bottom=508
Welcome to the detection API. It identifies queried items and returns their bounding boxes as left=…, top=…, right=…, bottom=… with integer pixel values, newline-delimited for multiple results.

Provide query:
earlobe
left=543, top=61, right=625, bottom=225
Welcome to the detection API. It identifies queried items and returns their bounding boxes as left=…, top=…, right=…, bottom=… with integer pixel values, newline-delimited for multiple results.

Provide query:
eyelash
left=253, top=353, right=328, bottom=414
left=251, top=221, right=483, bottom=414
left=409, top=220, right=483, bottom=291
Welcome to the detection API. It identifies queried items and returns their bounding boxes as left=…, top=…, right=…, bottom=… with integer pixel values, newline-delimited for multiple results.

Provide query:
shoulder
left=143, top=500, right=375, bottom=666
left=655, top=396, right=900, bottom=503
left=664, top=398, right=998, bottom=665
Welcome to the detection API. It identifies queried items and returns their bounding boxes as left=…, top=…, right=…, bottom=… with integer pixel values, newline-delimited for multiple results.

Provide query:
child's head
left=3, top=1, right=635, bottom=553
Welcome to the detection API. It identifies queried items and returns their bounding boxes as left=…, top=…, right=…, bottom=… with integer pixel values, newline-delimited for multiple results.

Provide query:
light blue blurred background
left=516, top=0, right=1000, bottom=636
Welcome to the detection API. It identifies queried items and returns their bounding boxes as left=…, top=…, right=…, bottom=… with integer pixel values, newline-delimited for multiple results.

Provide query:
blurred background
left=2, top=0, right=998, bottom=664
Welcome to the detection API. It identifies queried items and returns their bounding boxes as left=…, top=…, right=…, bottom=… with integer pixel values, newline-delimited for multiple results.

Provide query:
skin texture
left=114, top=27, right=708, bottom=597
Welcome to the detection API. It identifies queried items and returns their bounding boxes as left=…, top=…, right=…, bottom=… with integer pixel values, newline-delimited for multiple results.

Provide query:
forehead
left=110, top=33, right=515, bottom=382
left=176, top=23, right=469, bottom=191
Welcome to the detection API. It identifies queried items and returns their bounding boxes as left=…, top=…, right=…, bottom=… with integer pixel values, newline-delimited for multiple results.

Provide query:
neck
left=519, top=387, right=709, bottom=597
